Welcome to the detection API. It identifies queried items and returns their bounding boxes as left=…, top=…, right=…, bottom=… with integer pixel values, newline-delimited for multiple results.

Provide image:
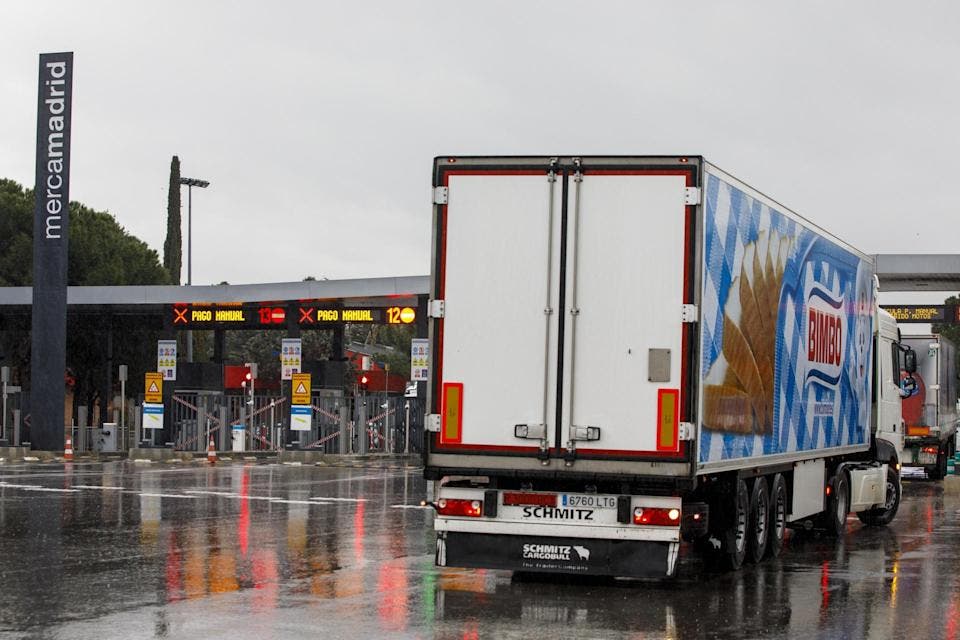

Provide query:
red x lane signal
left=173, top=307, right=188, bottom=324
left=299, top=307, right=315, bottom=324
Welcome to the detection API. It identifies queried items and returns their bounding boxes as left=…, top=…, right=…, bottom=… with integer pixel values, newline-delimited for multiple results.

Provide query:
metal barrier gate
left=170, top=391, right=224, bottom=452
left=225, top=394, right=286, bottom=452
left=155, top=390, right=425, bottom=455
left=299, top=391, right=347, bottom=453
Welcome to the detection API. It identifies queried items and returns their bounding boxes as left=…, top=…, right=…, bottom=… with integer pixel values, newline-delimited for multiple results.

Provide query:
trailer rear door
left=433, top=167, right=563, bottom=455
left=559, top=167, right=693, bottom=460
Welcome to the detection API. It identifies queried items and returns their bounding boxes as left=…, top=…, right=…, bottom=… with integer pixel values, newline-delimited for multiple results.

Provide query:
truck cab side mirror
left=903, top=348, right=917, bottom=374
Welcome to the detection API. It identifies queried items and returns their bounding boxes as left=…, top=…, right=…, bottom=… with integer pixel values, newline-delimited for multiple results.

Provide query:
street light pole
left=178, top=177, right=210, bottom=362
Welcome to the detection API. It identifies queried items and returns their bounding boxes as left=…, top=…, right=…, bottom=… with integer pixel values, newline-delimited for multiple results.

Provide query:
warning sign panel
left=157, top=339, right=177, bottom=380
left=290, top=405, right=312, bottom=431
left=145, top=372, right=163, bottom=404
left=280, top=337, right=302, bottom=380
left=291, top=372, right=311, bottom=405
left=142, top=403, right=164, bottom=430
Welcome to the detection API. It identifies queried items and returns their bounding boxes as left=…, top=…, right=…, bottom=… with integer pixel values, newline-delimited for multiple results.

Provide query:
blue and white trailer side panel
left=697, top=163, right=875, bottom=472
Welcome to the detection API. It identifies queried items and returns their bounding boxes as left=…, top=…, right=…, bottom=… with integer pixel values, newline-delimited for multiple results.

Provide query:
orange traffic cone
left=64, top=436, right=74, bottom=461
left=207, top=438, right=217, bottom=464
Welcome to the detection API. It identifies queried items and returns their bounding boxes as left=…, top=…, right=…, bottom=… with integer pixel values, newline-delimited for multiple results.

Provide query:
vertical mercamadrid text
left=42, top=60, right=68, bottom=240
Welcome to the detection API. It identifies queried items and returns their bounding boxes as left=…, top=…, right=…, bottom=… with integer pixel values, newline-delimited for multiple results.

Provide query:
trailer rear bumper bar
left=437, top=531, right=680, bottom=578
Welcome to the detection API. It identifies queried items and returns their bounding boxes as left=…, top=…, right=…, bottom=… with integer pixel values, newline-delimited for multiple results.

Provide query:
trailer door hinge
left=684, top=187, right=701, bottom=205
left=426, top=414, right=441, bottom=433
left=428, top=299, right=445, bottom=318
left=433, top=186, right=449, bottom=205
left=679, top=422, right=695, bottom=441
left=681, top=304, right=698, bottom=323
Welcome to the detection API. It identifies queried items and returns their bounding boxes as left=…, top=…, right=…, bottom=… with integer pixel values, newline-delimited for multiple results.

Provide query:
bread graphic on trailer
left=704, top=230, right=792, bottom=434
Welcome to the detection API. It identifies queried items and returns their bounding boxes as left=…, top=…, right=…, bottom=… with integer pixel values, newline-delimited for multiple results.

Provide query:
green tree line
left=0, top=178, right=169, bottom=417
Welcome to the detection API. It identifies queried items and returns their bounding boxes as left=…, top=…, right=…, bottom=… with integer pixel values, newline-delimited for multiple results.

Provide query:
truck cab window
left=892, top=343, right=902, bottom=383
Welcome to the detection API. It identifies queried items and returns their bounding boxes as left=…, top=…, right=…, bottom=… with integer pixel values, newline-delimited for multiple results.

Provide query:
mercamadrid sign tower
left=31, top=52, right=74, bottom=450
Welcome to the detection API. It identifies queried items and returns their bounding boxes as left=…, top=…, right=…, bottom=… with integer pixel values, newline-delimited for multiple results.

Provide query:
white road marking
left=0, top=482, right=79, bottom=493
left=182, top=490, right=337, bottom=505
left=73, top=485, right=125, bottom=490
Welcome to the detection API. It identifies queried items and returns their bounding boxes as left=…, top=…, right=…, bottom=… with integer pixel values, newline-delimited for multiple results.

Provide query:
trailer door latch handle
left=569, top=425, right=601, bottom=442
left=514, top=424, right=546, bottom=440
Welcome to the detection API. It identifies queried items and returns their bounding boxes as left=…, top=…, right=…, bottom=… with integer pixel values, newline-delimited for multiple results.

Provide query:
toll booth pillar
left=213, top=330, right=226, bottom=364
left=77, top=405, right=88, bottom=452
left=339, top=404, right=349, bottom=455
left=358, top=397, right=368, bottom=455
left=218, top=406, right=228, bottom=451
left=331, top=324, right=345, bottom=361
left=134, top=405, right=142, bottom=448
left=101, top=320, right=113, bottom=428
left=239, top=407, right=250, bottom=451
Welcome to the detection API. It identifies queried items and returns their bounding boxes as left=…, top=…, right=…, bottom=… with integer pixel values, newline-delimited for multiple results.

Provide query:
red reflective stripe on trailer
left=434, top=169, right=550, bottom=420
left=573, top=444, right=687, bottom=459
left=657, top=389, right=680, bottom=452
left=429, top=438, right=547, bottom=453
left=440, top=382, right=464, bottom=444
left=434, top=165, right=697, bottom=460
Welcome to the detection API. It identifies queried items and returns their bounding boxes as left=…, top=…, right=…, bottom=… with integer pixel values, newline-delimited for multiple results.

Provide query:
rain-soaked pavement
left=0, top=461, right=957, bottom=640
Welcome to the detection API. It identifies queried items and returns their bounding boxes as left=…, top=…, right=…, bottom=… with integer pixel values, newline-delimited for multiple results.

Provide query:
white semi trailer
left=423, top=156, right=916, bottom=576
left=900, top=334, right=958, bottom=479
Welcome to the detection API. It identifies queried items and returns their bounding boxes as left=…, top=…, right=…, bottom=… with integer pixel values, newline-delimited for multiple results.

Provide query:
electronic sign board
left=168, top=303, right=416, bottom=329
left=881, top=305, right=960, bottom=323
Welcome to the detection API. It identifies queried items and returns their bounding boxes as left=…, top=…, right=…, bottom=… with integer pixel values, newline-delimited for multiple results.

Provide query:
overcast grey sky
left=1, top=1, right=958, bottom=290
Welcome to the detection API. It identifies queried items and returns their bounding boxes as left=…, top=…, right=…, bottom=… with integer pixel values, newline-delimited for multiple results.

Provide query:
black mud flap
left=438, top=532, right=677, bottom=578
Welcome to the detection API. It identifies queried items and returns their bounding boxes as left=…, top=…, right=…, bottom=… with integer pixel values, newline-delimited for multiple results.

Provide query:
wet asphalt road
left=0, top=462, right=957, bottom=640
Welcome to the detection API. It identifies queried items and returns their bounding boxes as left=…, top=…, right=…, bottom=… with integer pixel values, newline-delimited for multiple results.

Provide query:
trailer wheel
left=824, top=471, right=850, bottom=536
left=857, top=466, right=901, bottom=526
left=747, top=477, right=769, bottom=563
left=722, top=478, right=750, bottom=570
left=929, top=450, right=947, bottom=481
left=765, top=473, right=787, bottom=559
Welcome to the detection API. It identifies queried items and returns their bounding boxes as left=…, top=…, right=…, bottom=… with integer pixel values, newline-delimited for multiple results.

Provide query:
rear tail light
left=633, top=506, right=681, bottom=526
left=922, top=446, right=939, bottom=454
left=436, top=498, right=482, bottom=517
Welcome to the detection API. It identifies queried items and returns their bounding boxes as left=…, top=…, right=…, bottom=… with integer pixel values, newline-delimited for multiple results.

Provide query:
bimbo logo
left=806, top=284, right=845, bottom=386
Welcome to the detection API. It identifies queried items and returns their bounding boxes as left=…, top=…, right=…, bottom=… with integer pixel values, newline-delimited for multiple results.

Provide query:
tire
left=723, top=478, right=750, bottom=571
left=929, top=449, right=947, bottom=481
left=765, top=473, right=788, bottom=559
left=857, top=465, right=902, bottom=526
left=747, top=477, right=770, bottom=564
left=824, top=470, right=849, bottom=537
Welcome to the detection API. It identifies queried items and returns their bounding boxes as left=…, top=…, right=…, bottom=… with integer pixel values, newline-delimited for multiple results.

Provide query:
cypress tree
left=163, top=155, right=182, bottom=284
